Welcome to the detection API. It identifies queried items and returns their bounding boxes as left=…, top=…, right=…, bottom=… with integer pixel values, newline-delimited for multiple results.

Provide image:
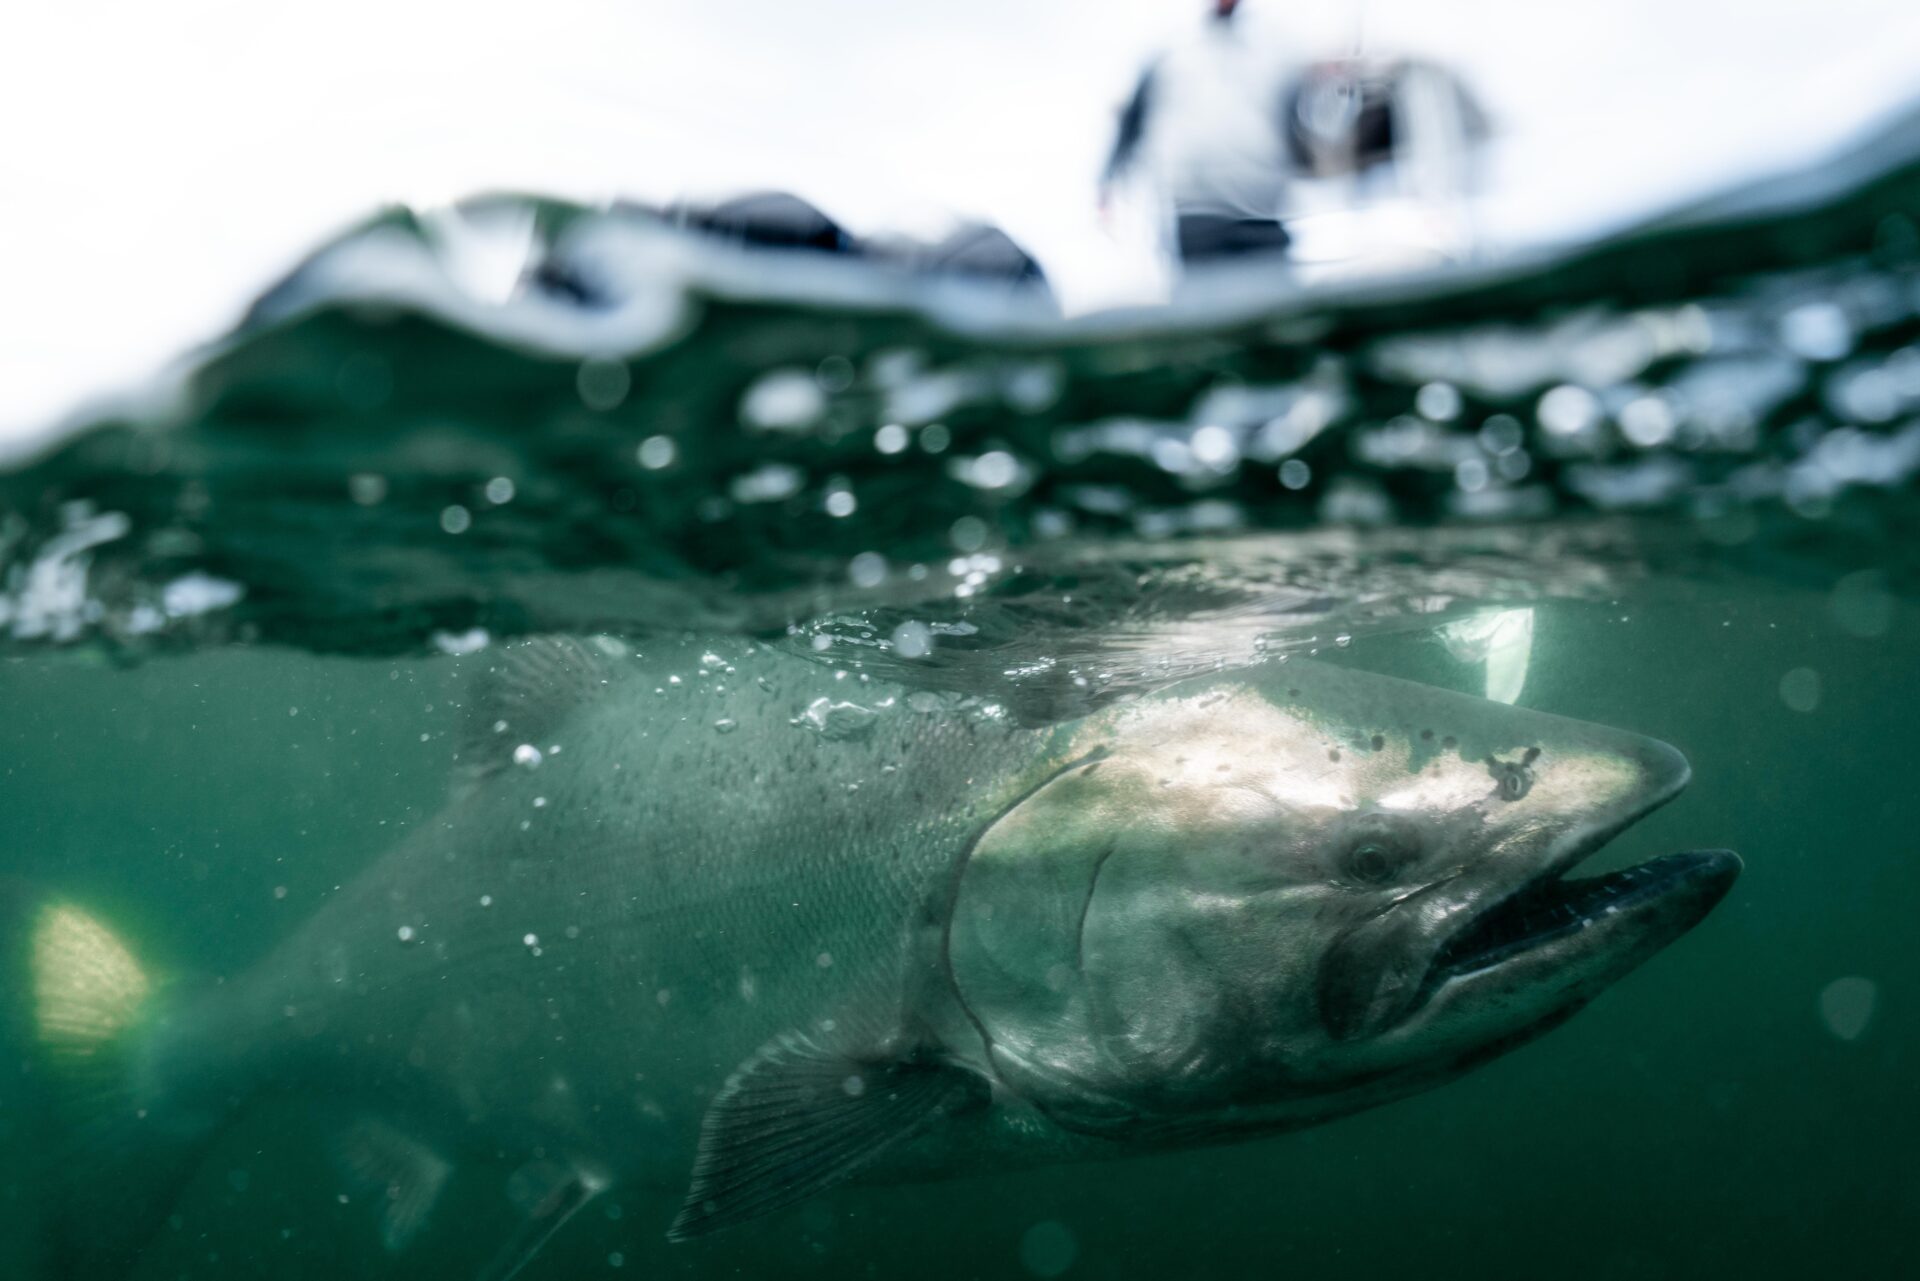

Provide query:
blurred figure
left=1100, top=0, right=1297, bottom=265
left=1101, top=1, right=1488, bottom=275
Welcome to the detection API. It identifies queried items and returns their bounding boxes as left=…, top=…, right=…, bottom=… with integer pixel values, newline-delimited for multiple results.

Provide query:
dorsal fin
left=453, top=637, right=628, bottom=785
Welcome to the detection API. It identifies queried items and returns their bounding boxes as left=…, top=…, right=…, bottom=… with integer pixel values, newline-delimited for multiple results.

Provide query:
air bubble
left=816, top=355, right=855, bottom=392
left=577, top=359, right=632, bottom=411
left=891, top=621, right=933, bottom=659
left=636, top=435, right=677, bottom=470
left=513, top=744, right=543, bottom=768
left=1830, top=570, right=1893, bottom=638
left=950, top=516, right=988, bottom=551
left=1778, top=667, right=1821, bottom=713
left=1819, top=977, right=1877, bottom=1041
left=1019, top=1221, right=1079, bottom=1278
left=1415, top=382, right=1462, bottom=422
left=1538, top=385, right=1601, bottom=437
left=347, top=473, right=388, bottom=505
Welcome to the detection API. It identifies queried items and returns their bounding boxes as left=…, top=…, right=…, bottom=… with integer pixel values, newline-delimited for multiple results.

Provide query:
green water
left=1, top=579, right=1913, bottom=1279
left=3, top=96, right=1919, bottom=1281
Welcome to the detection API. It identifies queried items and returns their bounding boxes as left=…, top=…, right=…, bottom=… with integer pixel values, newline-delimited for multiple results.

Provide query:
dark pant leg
left=1176, top=213, right=1292, bottom=264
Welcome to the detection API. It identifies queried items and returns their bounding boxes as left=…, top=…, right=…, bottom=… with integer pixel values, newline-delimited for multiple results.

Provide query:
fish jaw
left=1313, top=729, right=1740, bottom=1072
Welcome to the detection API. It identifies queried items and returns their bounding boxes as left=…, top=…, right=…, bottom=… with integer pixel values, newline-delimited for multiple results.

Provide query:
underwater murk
left=2, top=108, right=1918, bottom=1281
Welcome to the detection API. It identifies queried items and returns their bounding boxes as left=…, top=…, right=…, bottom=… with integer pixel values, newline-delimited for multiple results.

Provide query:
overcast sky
left=2, top=0, right=1918, bottom=442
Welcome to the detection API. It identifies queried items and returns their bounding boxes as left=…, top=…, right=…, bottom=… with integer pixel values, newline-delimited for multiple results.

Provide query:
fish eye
left=1343, top=837, right=1411, bottom=886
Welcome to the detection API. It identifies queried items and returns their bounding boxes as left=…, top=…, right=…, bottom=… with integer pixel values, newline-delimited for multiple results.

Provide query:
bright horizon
left=2, top=0, right=1918, bottom=443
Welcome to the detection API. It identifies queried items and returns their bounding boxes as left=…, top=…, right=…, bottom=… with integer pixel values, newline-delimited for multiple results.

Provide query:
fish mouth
left=1319, top=737, right=1740, bottom=1046
left=1425, top=849, right=1742, bottom=989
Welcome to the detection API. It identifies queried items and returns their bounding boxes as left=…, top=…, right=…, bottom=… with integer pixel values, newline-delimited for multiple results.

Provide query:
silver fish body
left=22, top=635, right=1737, bottom=1270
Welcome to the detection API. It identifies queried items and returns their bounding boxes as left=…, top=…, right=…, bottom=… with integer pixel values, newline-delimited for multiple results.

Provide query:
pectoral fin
left=478, top=1159, right=611, bottom=1281
left=669, top=1029, right=983, bottom=1241
left=328, top=1118, right=452, bottom=1251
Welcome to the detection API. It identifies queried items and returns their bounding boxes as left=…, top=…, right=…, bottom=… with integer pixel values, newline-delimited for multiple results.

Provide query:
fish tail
left=2, top=880, right=225, bottom=1277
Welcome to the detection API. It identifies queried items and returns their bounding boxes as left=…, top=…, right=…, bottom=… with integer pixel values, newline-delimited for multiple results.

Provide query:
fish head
left=944, top=660, right=1739, bottom=1141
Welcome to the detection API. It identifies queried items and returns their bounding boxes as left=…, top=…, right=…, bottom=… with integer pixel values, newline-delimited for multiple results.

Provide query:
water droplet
left=963, top=450, right=1021, bottom=490
left=1479, top=414, right=1524, bottom=455
left=794, top=697, right=880, bottom=741
left=608, top=1252, right=625, bottom=1269
left=577, top=359, right=632, bottom=411
left=815, top=355, right=855, bottom=392
left=740, top=369, right=824, bottom=430
left=532, top=796, right=547, bottom=808
left=1189, top=424, right=1238, bottom=468
left=1830, top=569, right=1893, bottom=638
left=396, top=926, right=416, bottom=943
left=484, top=476, right=516, bottom=505
left=950, top=516, right=988, bottom=552
left=816, top=952, right=834, bottom=968
left=1019, top=1221, right=1078, bottom=1277
left=513, top=744, right=543, bottom=769
left=1779, top=667, right=1822, bottom=713
left=730, top=463, right=804, bottom=504
left=824, top=488, right=857, bottom=518
left=273, top=885, right=288, bottom=900
left=523, top=933, right=539, bottom=947
left=440, top=505, right=472, bottom=535
left=891, top=621, right=933, bottom=659
left=479, top=895, right=493, bottom=908
left=433, top=628, right=490, bottom=656
left=849, top=552, right=888, bottom=588
left=1819, top=976, right=1877, bottom=1040
left=636, top=435, right=676, bottom=469
left=1415, top=382, right=1462, bottom=422
left=347, top=473, right=388, bottom=505
left=1538, top=385, right=1602, bottom=437
left=1278, top=459, right=1311, bottom=490
left=1618, top=395, right=1677, bottom=447
left=1778, top=302, right=1852, bottom=361
left=874, top=423, right=909, bottom=454
left=841, top=1074, right=866, bottom=1097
